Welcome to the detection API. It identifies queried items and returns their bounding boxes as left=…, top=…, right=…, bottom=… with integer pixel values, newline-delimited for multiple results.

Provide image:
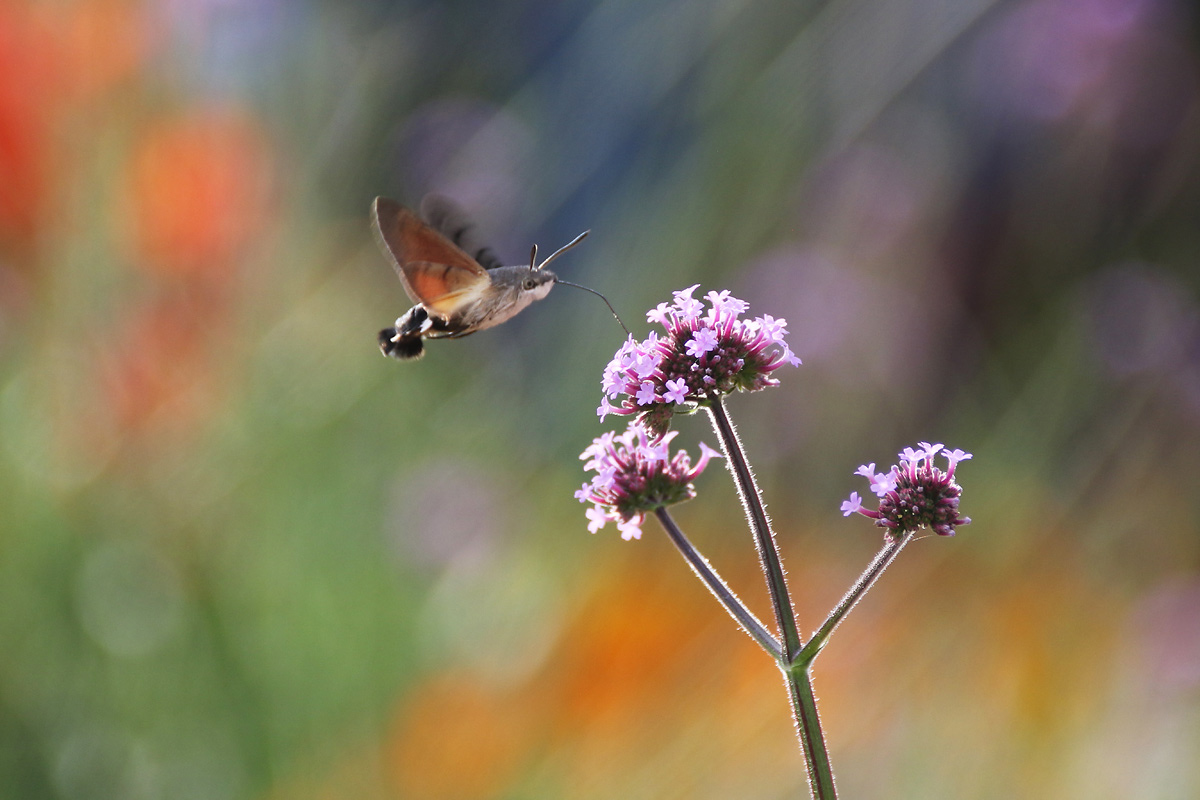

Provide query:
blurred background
left=2, top=0, right=1199, bottom=797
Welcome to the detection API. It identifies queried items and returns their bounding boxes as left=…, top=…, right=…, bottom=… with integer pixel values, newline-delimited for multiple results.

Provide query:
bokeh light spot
left=76, top=540, right=185, bottom=659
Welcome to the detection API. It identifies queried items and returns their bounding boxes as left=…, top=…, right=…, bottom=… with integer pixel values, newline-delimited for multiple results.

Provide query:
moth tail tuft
left=379, top=327, right=425, bottom=360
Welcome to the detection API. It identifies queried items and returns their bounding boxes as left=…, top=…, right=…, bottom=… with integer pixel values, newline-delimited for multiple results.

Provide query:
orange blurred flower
left=125, top=108, right=273, bottom=280
left=385, top=673, right=538, bottom=800
left=551, top=563, right=704, bottom=732
left=59, top=0, right=148, bottom=101
left=89, top=105, right=275, bottom=442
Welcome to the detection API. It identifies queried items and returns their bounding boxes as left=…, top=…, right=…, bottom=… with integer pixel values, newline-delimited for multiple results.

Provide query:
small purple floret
left=663, top=378, right=688, bottom=404
left=598, top=286, right=802, bottom=435
left=577, top=423, right=723, bottom=540
left=842, top=443, right=972, bottom=539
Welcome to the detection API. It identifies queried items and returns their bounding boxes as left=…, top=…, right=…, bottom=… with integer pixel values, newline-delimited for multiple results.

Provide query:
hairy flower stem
left=654, top=508, right=781, bottom=658
left=706, top=398, right=835, bottom=797
left=800, top=530, right=913, bottom=664
left=781, top=532, right=914, bottom=800
left=706, top=396, right=803, bottom=660
left=784, top=664, right=838, bottom=799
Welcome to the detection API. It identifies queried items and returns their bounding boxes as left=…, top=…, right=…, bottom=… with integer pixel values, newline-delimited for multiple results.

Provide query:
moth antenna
left=528, top=244, right=538, bottom=272
left=536, top=230, right=590, bottom=271
left=555, top=279, right=631, bottom=336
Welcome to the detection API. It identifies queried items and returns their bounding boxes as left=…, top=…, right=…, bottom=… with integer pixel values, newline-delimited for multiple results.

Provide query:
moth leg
left=423, top=315, right=475, bottom=340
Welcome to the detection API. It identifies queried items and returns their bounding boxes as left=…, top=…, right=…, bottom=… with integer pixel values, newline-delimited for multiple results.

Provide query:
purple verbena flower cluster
left=576, top=426, right=723, bottom=540
left=841, top=442, right=972, bottom=539
left=598, top=285, right=801, bottom=436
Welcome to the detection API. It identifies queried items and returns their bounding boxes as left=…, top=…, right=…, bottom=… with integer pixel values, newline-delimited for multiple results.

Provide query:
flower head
left=597, top=286, right=801, bottom=435
left=577, top=423, right=722, bottom=540
left=842, top=444, right=972, bottom=539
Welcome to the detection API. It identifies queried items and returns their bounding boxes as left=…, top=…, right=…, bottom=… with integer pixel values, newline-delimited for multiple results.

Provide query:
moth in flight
left=373, top=195, right=624, bottom=360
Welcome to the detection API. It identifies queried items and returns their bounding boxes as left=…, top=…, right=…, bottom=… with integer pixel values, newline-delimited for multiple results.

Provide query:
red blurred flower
left=0, top=2, right=57, bottom=250
left=0, top=0, right=149, bottom=254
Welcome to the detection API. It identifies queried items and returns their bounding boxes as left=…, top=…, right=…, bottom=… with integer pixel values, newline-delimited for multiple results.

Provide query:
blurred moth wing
left=372, top=196, right=492, bottom=317
left=418, top=194, right=503, bottom=270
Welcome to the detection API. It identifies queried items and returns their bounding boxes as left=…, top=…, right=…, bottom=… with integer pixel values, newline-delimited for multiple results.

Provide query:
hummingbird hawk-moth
left=373, top=195, right=624, bottom=360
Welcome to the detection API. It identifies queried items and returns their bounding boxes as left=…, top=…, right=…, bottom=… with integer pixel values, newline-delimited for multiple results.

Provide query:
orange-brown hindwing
left=372, top=197, right=490, bottom=312
left=401, top=261, right=491, bottom=316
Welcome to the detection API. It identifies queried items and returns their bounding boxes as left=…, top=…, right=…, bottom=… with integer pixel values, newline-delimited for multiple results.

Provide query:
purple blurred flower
left=577, top=424, right=722, bottom=540
left=843, top=443, right=972, bottom=539
left=598, top=285, right=801, bottom=435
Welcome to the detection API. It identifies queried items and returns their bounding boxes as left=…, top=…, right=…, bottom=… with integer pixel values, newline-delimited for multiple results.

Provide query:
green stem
left=706, top=396, right=803, bottom=660
left=798, top=530, right=913, bottom=665
left=654, top=507, right=782, bottom=658
left=781, top=531, right=913, bottom=798
left=784, top=663, right=838, bottom=799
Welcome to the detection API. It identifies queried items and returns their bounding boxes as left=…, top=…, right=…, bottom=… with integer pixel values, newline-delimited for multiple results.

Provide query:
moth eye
left=523, top=278, right=537, bottom=290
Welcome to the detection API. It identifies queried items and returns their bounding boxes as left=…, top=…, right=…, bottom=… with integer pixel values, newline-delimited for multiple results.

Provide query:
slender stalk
left=654, top=507, right=782, bottom=658
left=706, top=396, right=803, bottom=660
left=798, top=530, right=913, bottom=665
left=779, top=530, right=913, bottom=799
left=784, top=664, right=838, bottom=799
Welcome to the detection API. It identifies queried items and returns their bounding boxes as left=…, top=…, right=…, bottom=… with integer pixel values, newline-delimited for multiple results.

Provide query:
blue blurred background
left=2, top=0, right=1200, bottom=797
